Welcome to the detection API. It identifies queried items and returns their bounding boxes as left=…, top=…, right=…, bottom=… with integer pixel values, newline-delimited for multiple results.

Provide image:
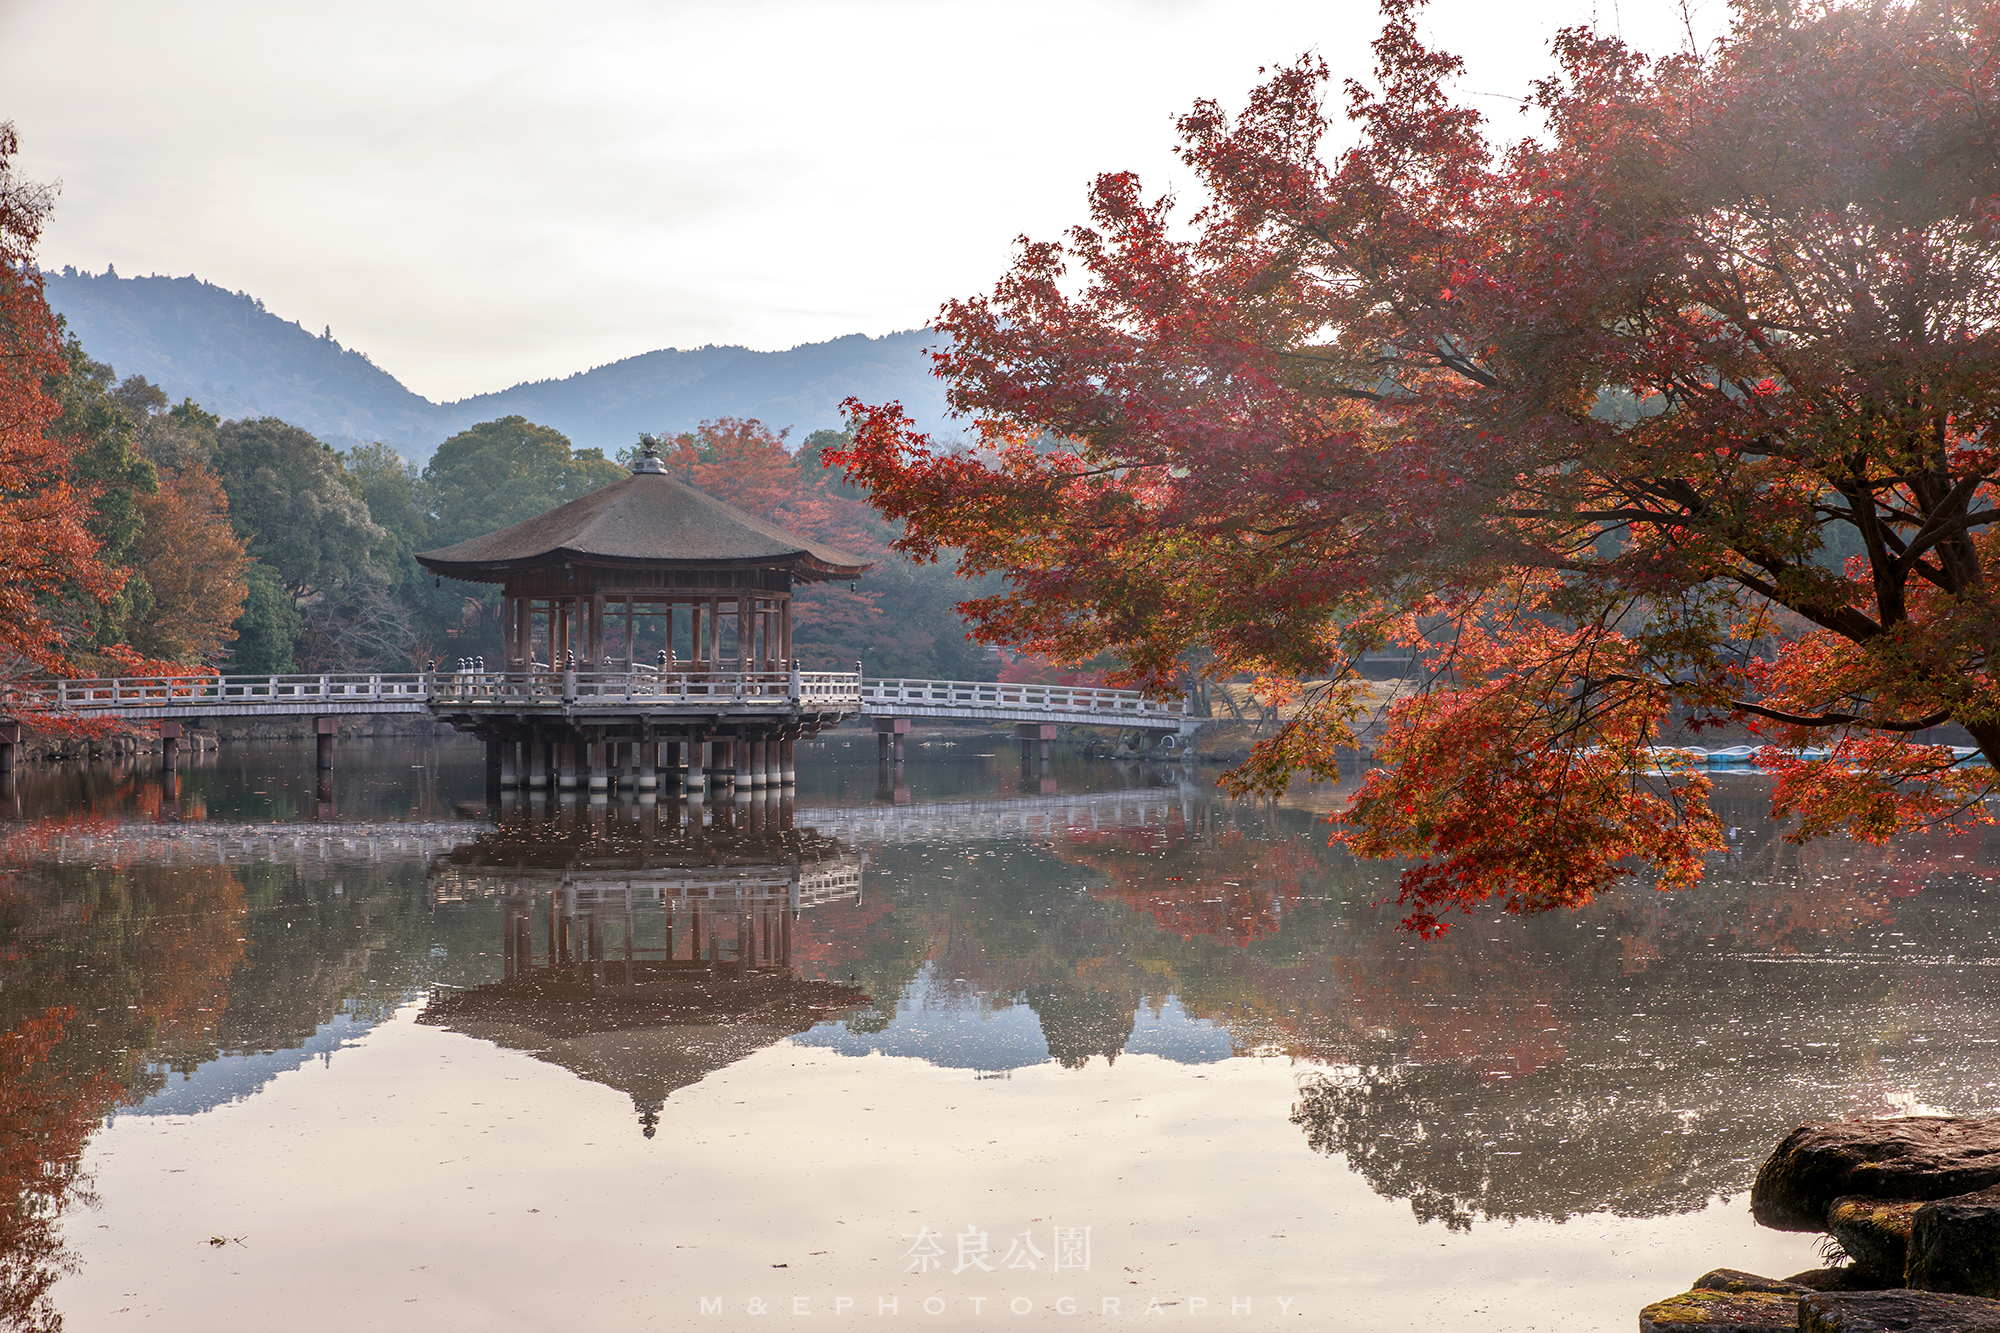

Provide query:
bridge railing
left=858, top=677, right=1187, bottom=720
left=428, top=668, right=863, bottom=707
left=6, top=673, right=430, bottom=713
left=5, top=669, right=865, bottom=715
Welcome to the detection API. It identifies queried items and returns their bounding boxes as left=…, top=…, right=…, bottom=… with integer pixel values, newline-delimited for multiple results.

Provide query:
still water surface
left=5, top=738, right=2000, bottom=1330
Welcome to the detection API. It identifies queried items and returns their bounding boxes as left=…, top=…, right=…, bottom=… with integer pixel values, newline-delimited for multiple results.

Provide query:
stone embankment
left=10, top=714, right=454, bottom=765
left=1642, top=1117, right=2000, bottom=1330
left=15, top=725, right=216, bottom=764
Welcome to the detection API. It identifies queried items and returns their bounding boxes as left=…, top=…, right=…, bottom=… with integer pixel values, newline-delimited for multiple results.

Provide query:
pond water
left=4, top=737, right=1999, bottom=1331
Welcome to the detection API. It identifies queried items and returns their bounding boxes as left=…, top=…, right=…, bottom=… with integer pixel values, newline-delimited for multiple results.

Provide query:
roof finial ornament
left=632, top=432, right=669, bottom=474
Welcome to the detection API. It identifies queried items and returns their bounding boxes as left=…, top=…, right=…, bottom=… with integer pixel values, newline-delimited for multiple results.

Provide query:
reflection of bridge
left=12, top=786, right=1206, bottom=866
left=793, top=786, right=1202, bottom=844
left=19, top=820, right=476, bottom=868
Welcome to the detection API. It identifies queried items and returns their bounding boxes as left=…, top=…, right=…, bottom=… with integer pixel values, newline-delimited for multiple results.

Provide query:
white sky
left=1, top=0, right=1723, bottom=402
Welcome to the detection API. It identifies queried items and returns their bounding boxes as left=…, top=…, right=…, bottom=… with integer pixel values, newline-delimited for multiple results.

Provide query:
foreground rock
left=1784, top=1268, right=1898, bottom=1293
left=1911, top=1187, right=2000, bottom=1298
left=1830, top=1196, right=1927, bottom=1279
left=1639, top=1288, right=1798, bottom=1331
left=1695, top=1270, right=1810, bottom=1295
left=1754, top=1119, right=2000, bottom=1230
left=1799, top=1290, right=2000, bottom=1331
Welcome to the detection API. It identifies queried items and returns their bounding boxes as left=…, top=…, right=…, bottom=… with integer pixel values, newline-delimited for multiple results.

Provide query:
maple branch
left=1728, top=701, right=1954, bottom=732
left=1588, top=672, right=1954, bottom=734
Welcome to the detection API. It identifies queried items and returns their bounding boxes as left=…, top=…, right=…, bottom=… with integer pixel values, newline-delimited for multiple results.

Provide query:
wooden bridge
left=0, top=670, right=1193, bottom=779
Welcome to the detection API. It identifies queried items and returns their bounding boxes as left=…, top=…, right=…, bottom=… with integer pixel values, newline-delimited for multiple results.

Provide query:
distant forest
left=40, top=268, right=957, bottom=460
left=41, top=339, right=1001, bottom=682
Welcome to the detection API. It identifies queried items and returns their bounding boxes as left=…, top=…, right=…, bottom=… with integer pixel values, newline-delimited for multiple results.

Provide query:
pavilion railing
left=427, top=667, right=863, bottom=707
left=857, top=677, right=1188, bottom=720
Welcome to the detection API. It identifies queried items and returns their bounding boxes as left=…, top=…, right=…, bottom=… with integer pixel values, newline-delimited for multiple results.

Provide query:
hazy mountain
left=453, top=332, right=955, bottom=454
left=44, top=269, right=443, bottom=447
left=42, top=268, right=956, bottom=461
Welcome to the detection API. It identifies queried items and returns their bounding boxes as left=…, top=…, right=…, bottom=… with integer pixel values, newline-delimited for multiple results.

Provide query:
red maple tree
left=0, top=124, right=124, bottom=688
left=832, top=0, right=2000, bottom=932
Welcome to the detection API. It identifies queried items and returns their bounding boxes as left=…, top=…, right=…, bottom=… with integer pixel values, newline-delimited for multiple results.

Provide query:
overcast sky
left=1, top=0, right=1722, bottom=402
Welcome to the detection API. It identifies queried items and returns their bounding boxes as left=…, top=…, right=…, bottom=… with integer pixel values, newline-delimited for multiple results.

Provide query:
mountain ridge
left=42, top=269, right=957, bottom=461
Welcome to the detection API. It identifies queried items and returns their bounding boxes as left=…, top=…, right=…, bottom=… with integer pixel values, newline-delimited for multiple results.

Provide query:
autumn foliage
left=0, top=127, right=250, bottom=714
left=0, top=125, right=125, bottom=683
left=833, top=0, right=2000, bottom=932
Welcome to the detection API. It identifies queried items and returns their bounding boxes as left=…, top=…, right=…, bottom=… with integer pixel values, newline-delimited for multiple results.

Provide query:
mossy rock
left=1754, top=1118, right=2000, bottom=1231
left=1694, top=1269, right=1808, bottom=1295
left=1800, top=1289, right=2000, bottom=1331
left=1911, top=1186, right=2000, bottom=1297
left=1784, top=1267, right=1898, bottom=1293
left=1830, top=1195, right=1926, bottom=1278
left=1639, top=1288, right=1798, bottom=1331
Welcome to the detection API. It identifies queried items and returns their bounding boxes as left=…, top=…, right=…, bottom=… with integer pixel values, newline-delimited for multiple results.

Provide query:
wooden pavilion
left=416, top=437, right=870, bottom=793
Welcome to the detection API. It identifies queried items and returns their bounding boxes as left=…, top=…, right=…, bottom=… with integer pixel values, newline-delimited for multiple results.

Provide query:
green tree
left=227, top=564, right=301, bottom=674
left=414, top=417, right=623, bottom=662
left=213, top=417, right=383, bottom=598
left=420, top=416, right=622, bottom=550
left=42, top=342, right=160, bottom=662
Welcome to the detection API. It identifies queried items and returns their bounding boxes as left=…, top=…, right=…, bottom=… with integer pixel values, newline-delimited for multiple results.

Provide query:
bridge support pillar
left=528, top=732, right=548, bottom=788
left=0, top=722, right=17, bottom=774
left=751, top=737, right=768, bottom=787
left=558, top=738, right=578, bottom=790
left=874, top=716, right=909, bottom=765
left=499, top=736, right=518, bottom=788
left=160, top=719, right=182, bottom=772
left=1016, top=723, right=1057, bottom=777
left=315, top=717, right=336, bottom=771
left=780, top=736, right=795, bottom=785
left=587, top=732, right=608, bottom=792
left=639, top=730, right=658, bottom=790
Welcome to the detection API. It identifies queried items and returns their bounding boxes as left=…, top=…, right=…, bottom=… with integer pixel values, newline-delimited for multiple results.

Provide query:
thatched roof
left=415, top=461, right=870, bottom=584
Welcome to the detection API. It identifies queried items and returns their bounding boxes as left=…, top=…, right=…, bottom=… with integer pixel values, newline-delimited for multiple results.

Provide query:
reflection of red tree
left=1810, top=823, right=2000, bottom=902
left=1055, top=822, right=1312, bottom=948
left=128, top=866, right=247, bottom=1067
left=0, top=1006, right=119, bottom=1333
left=0, top=859, right=248, bottom=1327
left=1328, top=948, right=1574, bottom=1080
left=790, top=896, right=896, bottom=979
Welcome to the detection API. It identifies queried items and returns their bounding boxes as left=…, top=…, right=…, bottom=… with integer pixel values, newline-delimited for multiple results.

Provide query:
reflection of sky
left=116, top=1012, right=377, bottom=1120
left=1123, top=998, right=1235, bottom=1065
left=791, top=965, right=1235, bottom=1070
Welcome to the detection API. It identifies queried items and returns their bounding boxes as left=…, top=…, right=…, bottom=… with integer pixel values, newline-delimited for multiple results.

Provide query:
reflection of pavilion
left=421, top=809, right=868, bottom=1134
